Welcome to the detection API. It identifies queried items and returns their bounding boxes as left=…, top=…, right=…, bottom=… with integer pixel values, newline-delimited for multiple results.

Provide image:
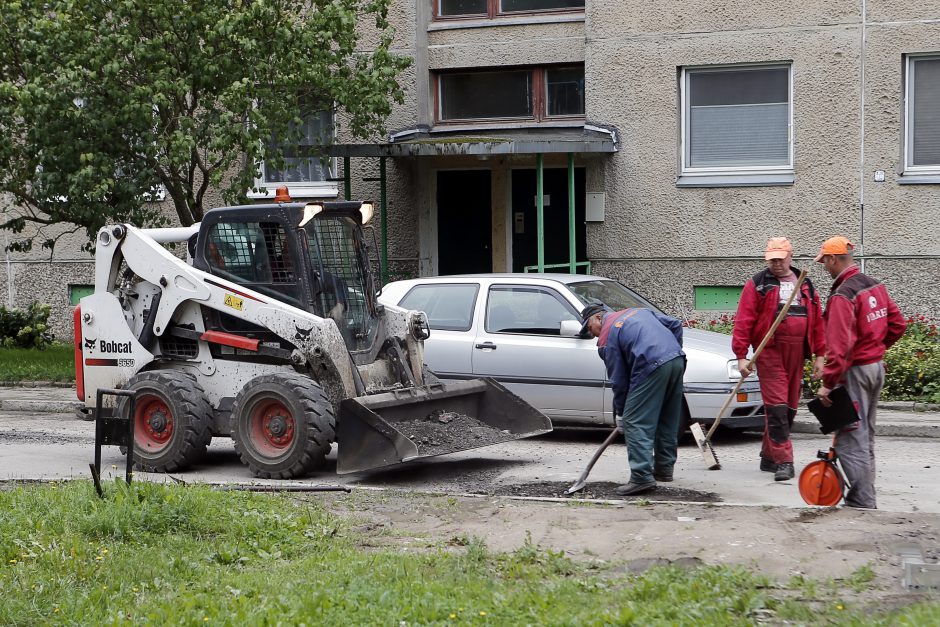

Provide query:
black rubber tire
left=231, top=373, right=336, bottom=479
left=118, top=371, right=213, bottom=473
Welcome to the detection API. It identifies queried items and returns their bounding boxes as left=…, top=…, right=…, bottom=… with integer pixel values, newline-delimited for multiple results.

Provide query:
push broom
left=690, top=268, right=808, bottom=470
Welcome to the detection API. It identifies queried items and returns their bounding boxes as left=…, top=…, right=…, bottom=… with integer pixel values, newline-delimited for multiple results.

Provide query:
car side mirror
left=559, top=320, right=584, bottom=337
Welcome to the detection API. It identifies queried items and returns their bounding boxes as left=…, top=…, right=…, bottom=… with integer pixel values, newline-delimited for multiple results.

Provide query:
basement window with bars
left=678, top=64, right=794, bottom=187
left=436, top=65, right=584, bottom=123
left=436, top=0, right=584, bottom=19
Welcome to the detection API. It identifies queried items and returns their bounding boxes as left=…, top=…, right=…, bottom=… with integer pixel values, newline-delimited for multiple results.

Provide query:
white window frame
left=249, top=110, right=339, bottom=200
left=904, top=54, right=940, bottom=177
left=679, top=63, right=794, bottom=186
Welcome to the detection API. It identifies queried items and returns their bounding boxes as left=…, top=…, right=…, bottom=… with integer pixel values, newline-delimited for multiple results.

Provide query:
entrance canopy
left=323, top=124, right=617, bottom=279
left=321, top=125, right=618, bottom=158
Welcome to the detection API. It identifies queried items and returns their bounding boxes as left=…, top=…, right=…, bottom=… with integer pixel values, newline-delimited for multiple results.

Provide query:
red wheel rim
left=248, top=399, right=295, bottom=457
left=799, top=460, right=844, bottom=506
left=134, top=394, right=174, bottom=452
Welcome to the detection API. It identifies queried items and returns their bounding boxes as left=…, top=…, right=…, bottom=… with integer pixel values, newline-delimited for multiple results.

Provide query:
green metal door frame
left=532, top=152, right=579, bottom=274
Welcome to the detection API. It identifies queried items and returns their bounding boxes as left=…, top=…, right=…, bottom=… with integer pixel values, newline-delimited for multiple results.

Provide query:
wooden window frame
left=433, top=0, right=585, bottom=21
left=434, top=65, right=584, bottom=125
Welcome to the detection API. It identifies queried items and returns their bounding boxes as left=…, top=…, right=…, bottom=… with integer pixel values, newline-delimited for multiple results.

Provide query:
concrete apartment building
left=3, top=0, right=940, bottom=339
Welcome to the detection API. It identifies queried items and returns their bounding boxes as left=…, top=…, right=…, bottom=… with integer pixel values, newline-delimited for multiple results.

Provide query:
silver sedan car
left=379, top=274, right=763, bottom=429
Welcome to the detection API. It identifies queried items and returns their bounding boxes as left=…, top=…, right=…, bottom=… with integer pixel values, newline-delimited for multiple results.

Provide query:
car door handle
left=475, top=342, right=497, bottom=350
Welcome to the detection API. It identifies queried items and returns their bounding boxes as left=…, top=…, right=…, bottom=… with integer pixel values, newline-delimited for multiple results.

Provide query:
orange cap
left=814, top=236, right=854, bottom=262
left=764, top=237, right=793, bottom=260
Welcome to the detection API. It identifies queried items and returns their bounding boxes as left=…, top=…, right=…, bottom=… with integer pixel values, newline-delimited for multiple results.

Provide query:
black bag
left=807, top=386, right=859, bottom=434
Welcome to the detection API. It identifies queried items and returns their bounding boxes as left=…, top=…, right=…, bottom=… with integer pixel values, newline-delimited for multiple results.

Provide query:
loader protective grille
left=305, top=215, right=377, bottom=353
left=205, top=221, right=302, bottom=306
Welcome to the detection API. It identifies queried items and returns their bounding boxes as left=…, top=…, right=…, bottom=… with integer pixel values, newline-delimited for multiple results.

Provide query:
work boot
left=653, top=469, right=674, bottom=482
left=774, top=462, right=795, bottom=482
left=760, top=458, right=777, bottom=473
left=615, top=481, right=657, bottom=496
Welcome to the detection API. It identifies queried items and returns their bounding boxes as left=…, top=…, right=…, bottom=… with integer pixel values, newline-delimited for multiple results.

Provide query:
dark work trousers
left=755, top=315, right=807, bottom=465
left=837, top=361, right=884, bottom=509
left=620, top=356, right=686, bottom=484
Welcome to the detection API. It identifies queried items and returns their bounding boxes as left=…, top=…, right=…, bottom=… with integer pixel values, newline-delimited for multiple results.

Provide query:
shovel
left=690, top=268, right=808, bottom=470
left=566, top=426, right=622, bottom=494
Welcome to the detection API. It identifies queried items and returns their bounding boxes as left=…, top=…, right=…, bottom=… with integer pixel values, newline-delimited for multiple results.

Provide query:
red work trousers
left=755, top=315, right=807, bottom=465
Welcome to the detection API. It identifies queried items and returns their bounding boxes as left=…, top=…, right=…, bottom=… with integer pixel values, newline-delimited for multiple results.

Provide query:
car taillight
left=73, top=306, right=85, bottom=402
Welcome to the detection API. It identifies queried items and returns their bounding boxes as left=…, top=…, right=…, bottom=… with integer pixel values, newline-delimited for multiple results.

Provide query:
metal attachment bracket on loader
left=89, top=388, right=136, bottom=497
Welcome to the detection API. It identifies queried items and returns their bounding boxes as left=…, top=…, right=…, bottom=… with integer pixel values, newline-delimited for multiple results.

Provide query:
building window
left=905, top=55, right=940, bottom=174
left=255, top=110, right=336, bottom=198
left=437, top=0, right=584, bottom=19
left=680, top=64, right=792, bottom=182
left=436, top=66, right=584, bottom=123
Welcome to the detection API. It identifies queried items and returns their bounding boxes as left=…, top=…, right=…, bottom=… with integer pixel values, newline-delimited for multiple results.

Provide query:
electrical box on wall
left=586, top=192, right=605, bottom=222
left=514, top=212, right=525, bottom=234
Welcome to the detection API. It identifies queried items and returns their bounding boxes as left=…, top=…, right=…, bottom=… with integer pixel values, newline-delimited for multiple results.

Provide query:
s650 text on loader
left=74, top=191, right=550, bottom=478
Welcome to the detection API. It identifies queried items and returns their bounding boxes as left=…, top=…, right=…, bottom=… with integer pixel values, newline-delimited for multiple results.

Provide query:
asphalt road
left=2, top=408, right=938, bottom=513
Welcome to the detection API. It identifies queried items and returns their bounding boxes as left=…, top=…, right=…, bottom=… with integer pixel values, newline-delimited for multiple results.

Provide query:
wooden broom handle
left=705, top=268, right=808, bottom=440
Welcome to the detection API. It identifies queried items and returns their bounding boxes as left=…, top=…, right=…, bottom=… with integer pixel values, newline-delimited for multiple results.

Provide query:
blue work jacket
left=597, top=308, right=685, bottom=416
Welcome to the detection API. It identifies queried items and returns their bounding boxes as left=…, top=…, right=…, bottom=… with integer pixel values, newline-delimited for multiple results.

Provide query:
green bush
left=688, top=312, right=940, bottom=403
left=0, top=302, right=55, bottom=349
left=882, top=316, right=940, bottom=403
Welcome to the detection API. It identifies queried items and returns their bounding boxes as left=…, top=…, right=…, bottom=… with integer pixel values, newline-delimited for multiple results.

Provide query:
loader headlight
left=359, top=202, right=374, bottom=225
left=299, top=202, right=324, bottom=227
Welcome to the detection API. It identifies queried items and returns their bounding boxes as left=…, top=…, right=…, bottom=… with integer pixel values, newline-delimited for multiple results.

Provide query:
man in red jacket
left=816, top=236, right=906, bottom=509
left=733, top=237, right=826, bottom=481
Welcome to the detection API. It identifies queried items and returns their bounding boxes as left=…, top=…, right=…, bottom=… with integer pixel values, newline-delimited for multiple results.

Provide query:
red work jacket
left=822, top=265, right=906, bottom=388
left=732, top=267, right=826, bottom=361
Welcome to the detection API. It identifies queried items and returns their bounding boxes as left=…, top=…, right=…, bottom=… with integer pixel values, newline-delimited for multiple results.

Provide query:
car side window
left=399, top=283, right=479, bottom=331
left=485, top=286, right=579, bottom=335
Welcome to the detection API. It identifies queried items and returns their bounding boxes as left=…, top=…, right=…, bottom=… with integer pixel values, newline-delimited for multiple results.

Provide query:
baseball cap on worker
left=765, top=237, right=793, bottom=260
left=579, top=302, right=609, bottom=336
left=814, top=236, right=854, bottom=262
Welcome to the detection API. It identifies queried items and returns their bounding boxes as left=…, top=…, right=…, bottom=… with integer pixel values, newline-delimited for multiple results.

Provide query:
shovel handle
left=705, top=268, right=808, bottom=441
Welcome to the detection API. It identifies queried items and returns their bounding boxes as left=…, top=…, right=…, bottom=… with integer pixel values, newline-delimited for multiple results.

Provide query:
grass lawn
left=0, top=344, right=74, bottom=383
left=1, top=481, right=937, bottom=625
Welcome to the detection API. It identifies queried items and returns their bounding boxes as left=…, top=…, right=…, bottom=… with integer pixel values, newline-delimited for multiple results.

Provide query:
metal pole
left=536, top=153, right=544, bottom=272
left=568, top=152, right=576, bottom=274
left=343, top=156, right=351, bottom=201
left=380, top=156, right=388, bottom=285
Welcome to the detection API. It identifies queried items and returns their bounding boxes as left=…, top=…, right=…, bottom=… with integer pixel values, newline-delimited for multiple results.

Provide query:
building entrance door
left=437, top=170, right=493, bottom=275
left=510, top=168, right=586, bottom=273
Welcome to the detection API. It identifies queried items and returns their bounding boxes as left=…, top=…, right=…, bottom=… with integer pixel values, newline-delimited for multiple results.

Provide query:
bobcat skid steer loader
left=74, top=193, right=550, bottom=479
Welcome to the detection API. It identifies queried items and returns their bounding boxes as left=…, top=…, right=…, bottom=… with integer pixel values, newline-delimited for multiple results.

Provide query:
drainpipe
left=344, top=156, right=351, bottom=201
left=536, top=153, right=544, bottom=272
left=859, top=0, right=867, bottom=272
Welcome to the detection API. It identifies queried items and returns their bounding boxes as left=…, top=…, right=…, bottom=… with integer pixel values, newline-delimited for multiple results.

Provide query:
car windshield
left=567, top=279, right=660, bottom=312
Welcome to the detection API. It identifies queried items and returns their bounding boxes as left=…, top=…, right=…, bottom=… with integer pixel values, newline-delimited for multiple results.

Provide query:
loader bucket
left=335, top=378, right=552, bottom=474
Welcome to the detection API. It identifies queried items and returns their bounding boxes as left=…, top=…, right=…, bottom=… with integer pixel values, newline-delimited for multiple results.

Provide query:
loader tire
left=231, top=374, right=335, bottom=479
left=119, top=371, right=213, bottom=473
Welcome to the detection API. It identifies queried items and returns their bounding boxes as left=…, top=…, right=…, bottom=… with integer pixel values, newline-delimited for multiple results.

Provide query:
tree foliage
left=0, top=0, right=410, bottom=251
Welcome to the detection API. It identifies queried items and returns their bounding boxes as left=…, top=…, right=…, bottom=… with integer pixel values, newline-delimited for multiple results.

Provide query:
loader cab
left=193, top=201, right=381, bottom=354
